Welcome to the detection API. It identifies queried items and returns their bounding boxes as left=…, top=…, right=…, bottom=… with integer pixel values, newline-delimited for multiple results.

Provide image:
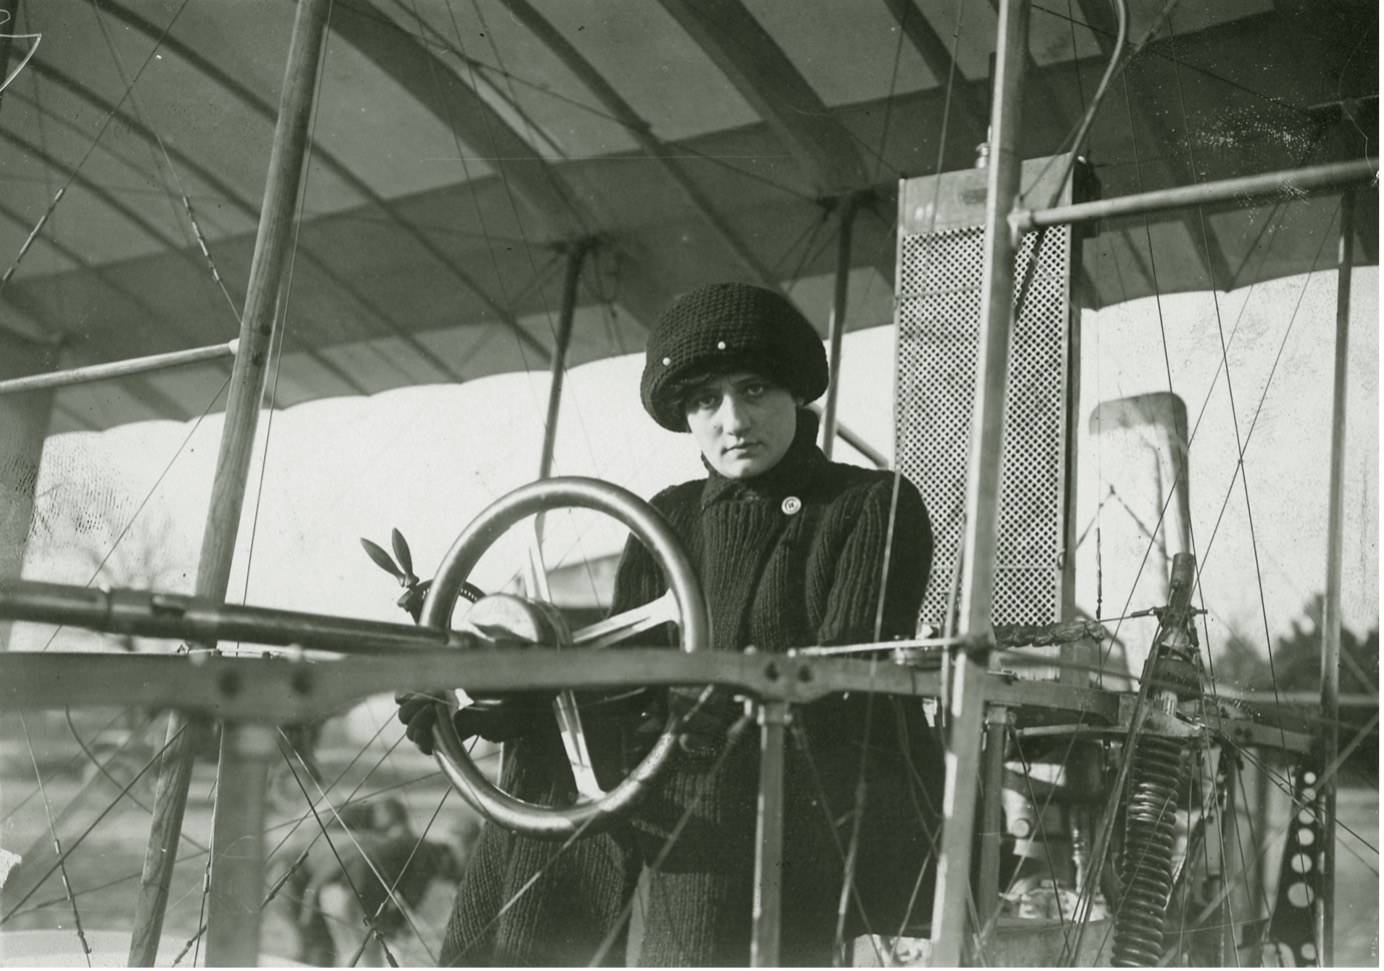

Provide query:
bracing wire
left=870, top=5, right=913, bottom=188
left=0, top=722, right=189, bottom=926
left=86, top=1, right=244, bottom=329
left=14, top=714, right=93, bottom=965
left=277, top=734, right=416, bottom=967
left=0, top=0, right=194, bottom=296
left=342, top=788, right=456, bottom=967
left=587, top=712, right=759, bottom=966
left=924, top=0, right=968, bottom=237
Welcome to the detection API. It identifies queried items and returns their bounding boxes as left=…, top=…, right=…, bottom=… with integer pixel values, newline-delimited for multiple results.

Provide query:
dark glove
left=395, top=689, right=552, bottom=756
left=668, top=685, right=738, bottom=756
left=395, top=688, right=450, bottom=756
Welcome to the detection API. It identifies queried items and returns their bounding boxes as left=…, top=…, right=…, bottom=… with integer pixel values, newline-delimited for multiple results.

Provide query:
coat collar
left=700, top=409, right=828, bottom=507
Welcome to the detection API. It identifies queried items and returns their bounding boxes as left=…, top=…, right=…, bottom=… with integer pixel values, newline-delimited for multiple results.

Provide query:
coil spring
left=1112, top=733, right=1187, bottom=967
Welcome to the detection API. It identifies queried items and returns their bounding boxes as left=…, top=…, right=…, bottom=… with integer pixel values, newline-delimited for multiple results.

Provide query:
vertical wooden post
left=538, top=238, right=595, bottom=480
left=751, top=700, right=789, bottom=967
left=928, top=0, right=1029, bottom=963
left=821, top=193, right=862, bottom=459
left=1317, top=188, right=1353, bottom=965
left=127, top=0, right=333, bottom=963
left=205, top=723, right=276, bottom=966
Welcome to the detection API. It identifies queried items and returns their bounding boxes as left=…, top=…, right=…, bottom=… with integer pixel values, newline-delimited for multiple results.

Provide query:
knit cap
left=640, top=282, right=828, bottom=431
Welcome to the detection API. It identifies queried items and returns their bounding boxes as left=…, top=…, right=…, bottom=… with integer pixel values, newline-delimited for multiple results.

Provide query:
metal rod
left=0, top=578, right=472, bottom=653
left=751, top=700, right=789, bottom=967
left=0, top=340, right=238, bottom=394
left=806, top=403, right=888, bottom=468
left=821, top=193, right=862, bottom=459
left=128, top=0, right=333, bottom=963
left=977, top=706, right=1010, bottom=930
left=538, top=239, right=595, bottom=480
left=1317, top=187, right=1354, bottom=966
left=929, top=0, right=1029, bottom=962
left=1217, top=752, right=1239, bottom=965
left=1012, top=157, right=1377, bottom=233
left=205, top=723, right=275, bottom=967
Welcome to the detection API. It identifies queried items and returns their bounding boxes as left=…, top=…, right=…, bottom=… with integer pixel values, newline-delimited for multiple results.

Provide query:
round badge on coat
left=781, top=496, right=802, bottom=515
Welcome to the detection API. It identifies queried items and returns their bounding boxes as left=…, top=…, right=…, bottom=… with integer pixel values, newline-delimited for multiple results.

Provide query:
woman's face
left=683, top=371, right=800, bottom=479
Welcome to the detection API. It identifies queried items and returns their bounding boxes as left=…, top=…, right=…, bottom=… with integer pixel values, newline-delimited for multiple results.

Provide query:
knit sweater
left=442, top=412, right=941, bottom=966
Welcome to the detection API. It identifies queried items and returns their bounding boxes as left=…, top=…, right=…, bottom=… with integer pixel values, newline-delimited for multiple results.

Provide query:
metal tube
left=206, top=723, right=276, bottom=967
left=128, top=0, right=333, bottom=963
left=1317, top=188, right=1354, bottom=965
left=751, top=700, right=789, bottom=967
left=1217, top=752, right=1239, bottom=965
left=1012, top=157, right=1376, bottom=233
left=821, top=193, right=862, bottom=459
left=0, top=578, right=472, bottom=653
left=977, top=706, right=1010, bottom=930
left=539, top=239, right=595, bottom=480
left=807, top=403, right=888, bottom=468
left=0, top=340, right=238, bottom=394
left=929, top=0, right=1029, bottom=962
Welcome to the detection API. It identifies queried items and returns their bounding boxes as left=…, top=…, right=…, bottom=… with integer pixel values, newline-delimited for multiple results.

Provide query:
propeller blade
left=392, top=528, right=414, bottom=574
left=360, top=538, right=403, bottom=579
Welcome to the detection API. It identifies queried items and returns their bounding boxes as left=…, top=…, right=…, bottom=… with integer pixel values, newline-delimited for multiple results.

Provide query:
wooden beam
left=99, top=3, right=552, bottom=365
left=0, top=135, right=385, bottom=399
left=502, top=0, right=785, bottom=292
left=656, top=0, right=869, bottom=194
left=331, top=0, right=587, bottom=239
left=26, top=61, right=461, bottom=387
left=332, top=1, right=680, bottom=331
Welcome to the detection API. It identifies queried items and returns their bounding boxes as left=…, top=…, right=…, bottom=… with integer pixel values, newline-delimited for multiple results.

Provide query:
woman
left=404, top=281, right=941, bottom=966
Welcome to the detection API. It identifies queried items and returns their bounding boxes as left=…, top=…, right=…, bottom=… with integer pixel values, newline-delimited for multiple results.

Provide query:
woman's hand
left=395, top=688, right=449, bottom=755
left=395, top=690, right=553, bottom=755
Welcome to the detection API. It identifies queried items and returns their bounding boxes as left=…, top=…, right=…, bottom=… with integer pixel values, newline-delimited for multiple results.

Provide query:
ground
left=1, top=714, right=1378, bottom=967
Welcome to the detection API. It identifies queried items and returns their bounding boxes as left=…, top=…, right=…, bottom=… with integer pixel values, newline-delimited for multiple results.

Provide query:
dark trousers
left=442, top=700, right=941, bottom=967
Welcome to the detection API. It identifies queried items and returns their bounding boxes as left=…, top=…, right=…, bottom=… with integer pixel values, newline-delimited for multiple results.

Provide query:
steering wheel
left=420, top=477, right=710, bottom=839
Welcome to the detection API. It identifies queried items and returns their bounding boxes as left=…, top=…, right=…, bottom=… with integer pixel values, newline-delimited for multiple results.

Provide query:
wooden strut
left=927, top=0, right=1029, bottom=963
left=126, top=0, right=333, bottom=965
left=0, top=340, right=238, bottom=394
left=1316, top=187, right=1354, bottom=965
left=820, top=192, right=865, bottom=459
left=751, top=700, right=790, bottom=967
left=538, top=238, right=598, bottom=481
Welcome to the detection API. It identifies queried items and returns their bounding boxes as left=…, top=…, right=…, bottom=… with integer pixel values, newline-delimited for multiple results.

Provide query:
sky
left=12, top=269, right=1379, bottom=679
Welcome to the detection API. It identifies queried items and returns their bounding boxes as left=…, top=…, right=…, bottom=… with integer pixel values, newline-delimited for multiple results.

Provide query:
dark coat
left=443, top=412, right=941, bottom=966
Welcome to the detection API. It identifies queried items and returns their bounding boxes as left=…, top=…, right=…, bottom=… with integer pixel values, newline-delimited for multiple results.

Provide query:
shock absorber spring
left=1112, top=732, right=1188, bottom=967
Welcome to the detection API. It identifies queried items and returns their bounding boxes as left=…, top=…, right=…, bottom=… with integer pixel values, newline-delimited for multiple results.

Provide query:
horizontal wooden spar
left=0, top=340, right=238, bottom=394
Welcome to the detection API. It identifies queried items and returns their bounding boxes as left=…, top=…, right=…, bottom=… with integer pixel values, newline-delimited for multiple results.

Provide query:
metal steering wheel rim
left=420, top=476, right=710, bottom=839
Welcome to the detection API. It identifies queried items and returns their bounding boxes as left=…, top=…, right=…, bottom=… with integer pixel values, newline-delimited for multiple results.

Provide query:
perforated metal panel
left=895, top=159, right=1084, bottom=629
